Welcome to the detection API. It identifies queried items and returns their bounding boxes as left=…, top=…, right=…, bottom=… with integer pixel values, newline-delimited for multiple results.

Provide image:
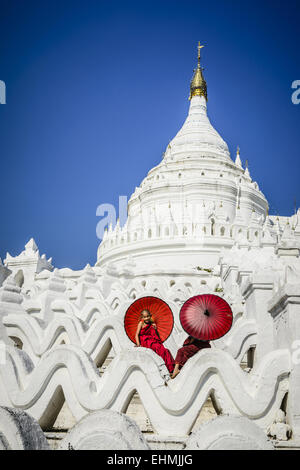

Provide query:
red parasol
left=179, top=294, right=233, bottom=341
left=124, top=296, right=174, bottom=344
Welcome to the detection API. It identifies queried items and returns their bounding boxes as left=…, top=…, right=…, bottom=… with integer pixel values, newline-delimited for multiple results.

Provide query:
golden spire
left=189, top=41, right=207, bottom=101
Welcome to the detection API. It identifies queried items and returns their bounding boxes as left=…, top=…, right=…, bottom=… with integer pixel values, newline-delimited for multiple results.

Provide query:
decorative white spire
left=235, top=146, right=242, bottom=167
left=24, top=238, right=38, bottom=253
left=281, top=220, right=294, bottom=241
left=244, top=159, right=251, bottom=179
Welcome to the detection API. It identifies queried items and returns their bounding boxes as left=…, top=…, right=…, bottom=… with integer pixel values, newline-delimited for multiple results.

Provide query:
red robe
left=175, top=336, right=211, bottom=367
left=139, top=323, right=174, bottom=373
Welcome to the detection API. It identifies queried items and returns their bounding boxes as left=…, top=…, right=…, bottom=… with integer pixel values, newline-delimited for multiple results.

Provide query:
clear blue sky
left=0, top=0, right=299, bottom=269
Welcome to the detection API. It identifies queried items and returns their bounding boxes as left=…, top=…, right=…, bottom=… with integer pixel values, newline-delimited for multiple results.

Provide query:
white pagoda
left=96, top=43, right=299, bottom=274
left=0, top=43, right=300, bottom=450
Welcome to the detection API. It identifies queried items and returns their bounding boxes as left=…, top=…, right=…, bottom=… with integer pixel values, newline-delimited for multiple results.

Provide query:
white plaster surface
left=186, top=415, right=274, bottom=450
left=59, top=410, right=150, bottom=450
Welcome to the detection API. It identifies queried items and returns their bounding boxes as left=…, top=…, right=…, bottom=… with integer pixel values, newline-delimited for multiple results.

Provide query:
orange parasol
left=124, top=296, right=174, bottom=344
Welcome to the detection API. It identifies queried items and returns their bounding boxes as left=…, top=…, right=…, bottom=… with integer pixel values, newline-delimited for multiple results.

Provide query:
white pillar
left=268, top=282, right=300, bottom=439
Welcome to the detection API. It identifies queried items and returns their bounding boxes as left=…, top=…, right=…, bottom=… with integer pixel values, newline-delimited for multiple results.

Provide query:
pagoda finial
left=189, top=41, right=207, bottom=101
left=197, top=41, right=204, bottom=66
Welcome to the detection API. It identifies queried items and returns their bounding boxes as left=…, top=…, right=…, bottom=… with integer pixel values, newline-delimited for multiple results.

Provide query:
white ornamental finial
left=25, top=238, right=38, bottom=252
left=235, top=146, right=242, bottom=167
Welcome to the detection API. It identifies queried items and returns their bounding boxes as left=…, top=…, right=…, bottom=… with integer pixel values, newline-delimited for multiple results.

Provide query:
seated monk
left=135, top=309, right=175, bottom=374
left=171, top=336, right=211, bottom=379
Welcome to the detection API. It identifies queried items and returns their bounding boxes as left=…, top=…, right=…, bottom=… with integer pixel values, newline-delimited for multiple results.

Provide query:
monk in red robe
left=135, top=309, right=174, bottom=374
left=171, top=336, right=211, bottom=378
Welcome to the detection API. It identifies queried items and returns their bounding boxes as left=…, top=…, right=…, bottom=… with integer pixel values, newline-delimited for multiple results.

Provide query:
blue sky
left=0, top=0, right=299, bottom=269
